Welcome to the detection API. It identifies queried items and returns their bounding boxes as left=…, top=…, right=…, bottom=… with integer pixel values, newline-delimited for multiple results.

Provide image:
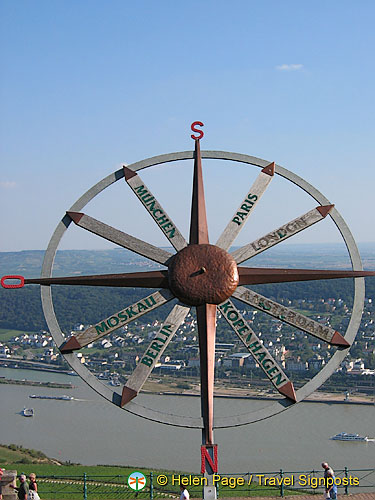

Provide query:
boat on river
left=331, top=432, right=368, bottom=441
left=29, top=394, right=74, bottom=400
left=22, top=408, right=34, bottom=417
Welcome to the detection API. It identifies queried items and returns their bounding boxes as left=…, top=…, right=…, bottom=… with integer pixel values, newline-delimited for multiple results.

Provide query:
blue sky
left=1, top=0, right=374, bottom=252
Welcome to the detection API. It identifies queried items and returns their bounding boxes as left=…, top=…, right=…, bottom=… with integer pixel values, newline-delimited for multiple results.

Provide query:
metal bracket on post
left=203, top=484, right=217, bottom=500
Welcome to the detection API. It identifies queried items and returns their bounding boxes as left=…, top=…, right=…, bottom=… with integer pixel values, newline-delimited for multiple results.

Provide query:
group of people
left=2, top=465, right=337, bottom=500
left=0, top=470, right=39, bottom=500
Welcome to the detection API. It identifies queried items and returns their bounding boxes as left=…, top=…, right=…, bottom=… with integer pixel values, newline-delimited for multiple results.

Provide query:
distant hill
left=1, top=243, right=374, bottom=278
left=0, top=248, right=162, bottom=278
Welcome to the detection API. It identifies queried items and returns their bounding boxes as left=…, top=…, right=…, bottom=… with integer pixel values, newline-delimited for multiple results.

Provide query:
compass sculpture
left=2, top=122, right=375, bottom=497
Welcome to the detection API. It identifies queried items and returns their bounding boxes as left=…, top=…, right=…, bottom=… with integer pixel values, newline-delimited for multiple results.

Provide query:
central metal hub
left=168, top=244, right=239, bottom=306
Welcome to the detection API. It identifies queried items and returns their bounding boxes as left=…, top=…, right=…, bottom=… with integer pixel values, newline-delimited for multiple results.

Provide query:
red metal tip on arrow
left=1, top=275, right=25, bottom=289
left=123, top=166, right=137, bottom=181
left=316, top=205, right=335, bottom=218
left=60, top=336, right=81, bottom=353
left=261, top=162, right=275, bottom=176
left=66, top=212, right=84, bottom=224
left=121, top=386, right=137, bottom=406
left=278, top=381, right=297, bottom=403
left=331, top=331, right=350, bottom=347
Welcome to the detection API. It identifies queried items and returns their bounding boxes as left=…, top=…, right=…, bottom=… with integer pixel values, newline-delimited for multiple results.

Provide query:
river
left=1, top=367, right=374, bottom=476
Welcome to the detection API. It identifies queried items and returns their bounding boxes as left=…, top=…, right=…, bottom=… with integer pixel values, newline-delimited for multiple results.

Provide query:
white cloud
left=0, top=181, right=17, bottom=189
left=276, top=64, right=303, bottom=71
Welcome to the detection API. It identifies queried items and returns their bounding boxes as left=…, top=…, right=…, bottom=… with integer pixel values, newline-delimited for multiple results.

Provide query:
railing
left=31, top=467, right=375, bottom=499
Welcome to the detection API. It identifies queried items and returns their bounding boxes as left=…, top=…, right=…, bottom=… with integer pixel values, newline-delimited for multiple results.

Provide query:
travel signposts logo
left=128, top=471, right=146, bottom=491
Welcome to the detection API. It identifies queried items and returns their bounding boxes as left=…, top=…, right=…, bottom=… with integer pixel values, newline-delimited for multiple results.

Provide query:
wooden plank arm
left=124, top=166, right=187, bottom=252
left=60, top=289, right=174, bottom=352
left=121, top=303, right=190, bottom=406
left=219, top=299, right=296, bottom=402
left=67, top=211, right=173, bottom=265
left=233, top=286, right=349, bottom=347
left=232, top=205, right=334, bottom=264
left=215, top=163, right=275, bottom=251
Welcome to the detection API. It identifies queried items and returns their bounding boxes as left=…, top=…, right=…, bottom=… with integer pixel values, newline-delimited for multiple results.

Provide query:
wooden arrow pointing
left=219, top=300, right=296, bottom=402
left=216, top=162, right=275, bottom=251
left=24, top=270, right=170, bottom=288
left=121, top=303, right=190, bottom=406
left=123, top=166, right=187, bottom=252
left=237, top=267, right=375, bottom=286
left=67, top=212, right=173, bottom=265
left=233, top=286, right=349, bottom=346
left=60, top=289, right=174, bottom=353
left=232, top=205, right=334, bottom=264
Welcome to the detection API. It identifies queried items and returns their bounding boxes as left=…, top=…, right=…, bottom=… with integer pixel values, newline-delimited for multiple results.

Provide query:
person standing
left=179, top=484, right=190, bottom=500
left=322, top=462, right=337, bottom=499
left=10, top=474, right=29, bottom=500
left=28, top=474, right=40, bottom=500
left=28, top=474, right=37, bottom=493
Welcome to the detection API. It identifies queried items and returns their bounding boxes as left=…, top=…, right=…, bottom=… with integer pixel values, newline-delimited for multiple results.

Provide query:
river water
left=1, top=367, right=374, bottom=476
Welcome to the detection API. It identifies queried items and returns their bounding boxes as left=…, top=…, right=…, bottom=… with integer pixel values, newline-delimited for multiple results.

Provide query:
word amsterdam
left=237, top=288, right=333, bottom=343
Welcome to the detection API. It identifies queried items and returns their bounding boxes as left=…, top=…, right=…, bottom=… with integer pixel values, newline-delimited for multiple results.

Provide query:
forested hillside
left=1, top=248, right=374, bottom=333
left=1, top=279, right=373, bottom=333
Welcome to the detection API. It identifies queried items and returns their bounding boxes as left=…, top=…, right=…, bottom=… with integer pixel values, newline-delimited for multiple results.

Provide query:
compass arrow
left=197, top=303, right=217, bottom=444
left=24, top=270, right=170, bottom=288
left=190, top=138, right=209, bottom=245
left=123, top=166, right=187, bottom=252
left=121, top=303, right=190, bottom=406
left=232, top=205, right=334, bottom=264
left=216, top=162, right=275, bottom=251
left=233, top=286, right=349, bottom=347
left=219, top=300, right=296, bottom=402
left=60, top=289, right=174, bottom=352
left=67, top=211, right=173, bottom=266
left=189, top=137, right=216, bottom=445
left=237, top=267, right=375, bottom=285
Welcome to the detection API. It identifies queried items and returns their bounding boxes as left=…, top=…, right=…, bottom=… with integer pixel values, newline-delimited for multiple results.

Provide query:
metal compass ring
left=41, top=150, right=364, bottom=428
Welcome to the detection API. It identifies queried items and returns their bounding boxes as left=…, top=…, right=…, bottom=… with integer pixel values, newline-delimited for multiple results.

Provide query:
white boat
left=22, top=408, right=34, bottom=417
left=331, top=432, right=368, bottom=441
left=29, top=394, right=73, bottom=400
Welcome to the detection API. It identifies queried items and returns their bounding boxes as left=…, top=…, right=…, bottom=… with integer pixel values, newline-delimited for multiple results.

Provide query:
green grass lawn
left=0, top=445, right=305, bottom=498
left=0, top=328, right=37, bottom=341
